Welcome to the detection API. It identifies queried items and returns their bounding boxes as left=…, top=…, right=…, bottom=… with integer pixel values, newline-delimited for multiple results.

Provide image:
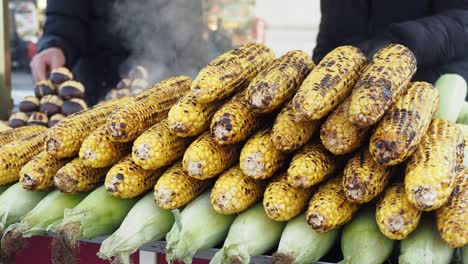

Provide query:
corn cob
left=191, top=42, right=275, bottom=103
left=376, top=182, right=422, bottom=240
left=20, top=151, right=72, bottom=191
left=0, top=125, right=47, bottom=147
left=246, top=50, right=314, bottom=114
left=370, top=82, right=439, bottom=166
left=320, top=97, right=369, bottom=155
left=240, top=128, right=286, bottom=179
left=349, top=44, right=417, bottom=127
left=292, top=46, right=368, bottom=121
left=79, top=125, right=131, bottom=168
left=287, top=143, right=337, bottom=188
left=436, top=168, right=468, bottom=248
left=405, top=118, right=464, bottom=211
left=105, top=155, right=161, bottom=198
left=210, top=89, right=259, bottom=145
left=263, top=173, right=312, bottom=221
left=168, top=93, right=224, bottom=137
left=343, top=149, right=392, bottom=203
left=0, top=132, right=45, bottom=185
left=306, top=176, right=360, bottom=232
left=54, top=157, right=109, bottom=193
left=271, top=100, right=320, bottom=152
left=182, top=132, right=240, bottom=179
left=45, top=97, right=128, bottom=158
left=154, top=162, right=210, bottom=209
left=211, top=166, right=266, bottom=214
left=132, top=119, right=192, bottom=170
left=107, top=76, right=191, bottom=142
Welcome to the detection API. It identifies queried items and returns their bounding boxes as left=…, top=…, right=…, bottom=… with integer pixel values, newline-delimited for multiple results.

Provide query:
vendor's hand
left=30, top=47, right=66, bottom=82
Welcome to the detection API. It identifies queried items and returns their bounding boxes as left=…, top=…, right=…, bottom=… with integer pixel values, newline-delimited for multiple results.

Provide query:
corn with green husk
left=339, top=207, right=395, bottom=264
left=98, top=192, right=175, bottom=264
left=263, top=173, right=312, bottom=221
left=240, top=128, right=286, bottom=179
left=210, top=203, right=285, bottom=264
left=132, top=119, right=192, bottom=170
left=287, top=142, right=337, bottom=188
left=191, top=42, right=275, bottom=103
left=272, top=214, right=339, bottom=264
left=0, top=184, right=11, bottom=195
left=0, top=125, right=47, bottom=146
left=20, top=151, right=71, bottom=191
left=51, top=186, right=138, bottom=264
left=1, top=190, right=86, bottom=261
left=246, top=50, right=314, bottom=114
left=54, top=157, right=110, bottom=193
left=211, top=166, right=266, bottom=215
left=166, top=191, right=235, bottom=264
left=463, top=246, right=468, bottom=264
left=154, top=162, right=210, bottom=210
left=399, top=217, right=454, bottom=264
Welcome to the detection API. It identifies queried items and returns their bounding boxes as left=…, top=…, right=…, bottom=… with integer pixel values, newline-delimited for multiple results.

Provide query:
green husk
left=463, top=245, right=468, bottom=264
left=210, top=203, right=285, bottom=264
left=166, top=191, right=235, bottom=264
left=98, top=192, right=175, bottom=264
left=339, top=207, right=394, bottom=264
left=272, top=214, right=339, bottom=264
left=0, top=184, right=12, bottom=196
left=457, top=102, right=468, bottom=125
left=51, top=186, right=139, bottom=264
left=399, top=216, right=454, bottom=264
left=435, top=73, right=467, bottom=122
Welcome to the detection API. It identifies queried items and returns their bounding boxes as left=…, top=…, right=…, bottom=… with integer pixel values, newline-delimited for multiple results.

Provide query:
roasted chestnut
left=33, top=80, right=56, bottom=99
left=8, top=112, right=29, bottom=128
left=27, top=112, right=49, bottom=127
left=19, top=96, right=40, bottom=112
left=128, top=65, right=148, bottom=80
left=49, top=113, right=66, bottom=127
left=62, top=98, right=88, bottom=116
left=40, top=95, right=64, bottom=116
left=49, top=67, right=73, bottom=85
left=58, top=80, right=85, bottom=100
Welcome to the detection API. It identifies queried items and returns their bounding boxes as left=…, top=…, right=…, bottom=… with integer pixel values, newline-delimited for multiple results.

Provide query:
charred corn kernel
left=0, top=132, right=45, bottom=185
left=240, top=128, right=286, bottom=179
left=405, top=118, right=464, bottom=211
left=182, top=132, right=240, bottom=179
left=154, top=162, right=210, bottom=209
left=370, top=82, right=439, bottom=166
left=132, top=119, right=192, bottom=170
left=168, top=93, right=224, bottom=137
left=20, top=151, right=72, bottom=191
left=263, top=173, right=312, bottom=221
left=107, top=76, right=191, bottom=142
left=79, top=125, right=131, bottom=168
left=436, top=168, right=468, bottom=248
left=271, top=100, right=320, bottom=152
left=306, top=176, right=360, bottom=232
left=292, top=46, right=367, bottom=121
left=246, top=50, right=314, bottom=114
left=0, top=125, right=47, bottom=146
left=105, top=155, right=161, bottom=198
left=287, top=143, right=336, bottom=188
left=192, top=42, right=275, bottom=103
left=343, top=149, right=392, bottom=203
left=211, top=166, right=266, bottom=214
left=349, top=44, right=417, bottom=127
left=210, top=89, right=258, bottom=145
left=320, top=97, right=369, bottom=155
left=45, top=97, right=128, bottom=158
left=54, top=157, right=109, bottom=193
left=376, top=183, right=422, bottom=240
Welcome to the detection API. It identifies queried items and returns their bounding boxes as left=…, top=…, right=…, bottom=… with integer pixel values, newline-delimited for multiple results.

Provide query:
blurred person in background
left=313, top=0, right=468, bottom=84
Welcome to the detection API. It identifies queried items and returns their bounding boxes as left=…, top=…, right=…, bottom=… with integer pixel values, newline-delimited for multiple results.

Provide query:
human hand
left=30, top=47, right=66, bottom=82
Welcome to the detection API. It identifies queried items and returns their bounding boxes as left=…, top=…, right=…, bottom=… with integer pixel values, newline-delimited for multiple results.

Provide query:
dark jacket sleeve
left=37, top=0, right=90, bottom=68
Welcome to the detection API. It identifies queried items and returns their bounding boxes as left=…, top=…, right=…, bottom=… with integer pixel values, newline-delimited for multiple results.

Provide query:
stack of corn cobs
left=0, top=42, right=466, bottom=264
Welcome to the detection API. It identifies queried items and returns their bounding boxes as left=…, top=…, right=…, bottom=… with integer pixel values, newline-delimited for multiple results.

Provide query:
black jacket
left=314, top=0, right=468, bottom=84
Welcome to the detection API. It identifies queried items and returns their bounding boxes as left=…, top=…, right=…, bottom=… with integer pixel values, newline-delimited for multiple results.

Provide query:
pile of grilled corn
left=0, top=42, right=466, bottom=251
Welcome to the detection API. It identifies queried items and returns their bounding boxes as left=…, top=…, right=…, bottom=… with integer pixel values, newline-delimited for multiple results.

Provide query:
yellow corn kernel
left=240, top=128, right=286, bottom=179
left=246, top=50, right=314, bottom=114
left=211, top=166, right=266, bottom=214
left=132, top=120, right=192, bottom=170
left=0, top=125, right=47, bottom=146
left=263, top=173, right=312, bottom=221
left=54, top=157, right=109, bottom=193
left=287, top=143, right=336, bottom=188
left=192, top=42, right=275, bottom=103
left=107, top=76, right=191, bottom=142
left=405, top=118, right=464, bottom=211
left=154, top=162, right=210, bottom=209
left=292, top=46, right=368, bottom=120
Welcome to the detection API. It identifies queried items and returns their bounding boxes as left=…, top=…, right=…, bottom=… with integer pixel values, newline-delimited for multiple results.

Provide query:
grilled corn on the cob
left=54, top=157, right=109, bottom=193
left=0, top=125, right=47, bottom=146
